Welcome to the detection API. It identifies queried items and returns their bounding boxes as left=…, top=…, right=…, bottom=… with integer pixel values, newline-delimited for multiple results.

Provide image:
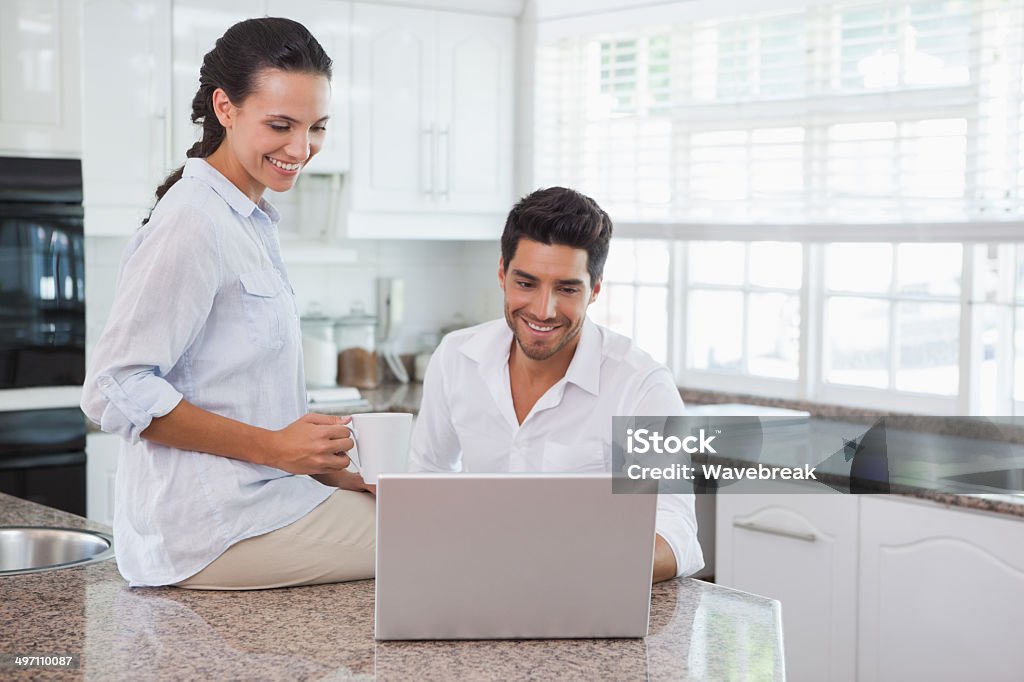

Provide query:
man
left=409, top=187, right=703, bottom=582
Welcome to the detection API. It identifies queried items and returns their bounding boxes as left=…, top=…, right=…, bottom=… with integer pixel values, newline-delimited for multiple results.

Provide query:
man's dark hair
left=500, top=187, right=613, bottom=288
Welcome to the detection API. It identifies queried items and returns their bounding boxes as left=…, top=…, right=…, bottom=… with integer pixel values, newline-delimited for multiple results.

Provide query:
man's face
left=499, top=238, right=601, bottom=362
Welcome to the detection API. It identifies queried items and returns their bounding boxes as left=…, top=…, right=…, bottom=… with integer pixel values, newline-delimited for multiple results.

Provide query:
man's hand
left=652, top=534, right=678, bottom=583
left=313, top=469, right=376, bottom=496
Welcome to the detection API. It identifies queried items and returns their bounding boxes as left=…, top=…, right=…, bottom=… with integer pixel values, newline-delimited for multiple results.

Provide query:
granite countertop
left=0, top=493, right=785, bottom=681
left=681, top=415, right=1024, bottom=519
left=334, top=383, right=423, bottom=416
left=333, top=384, right=1024, bottom=518
left=84, top=379, right=1024, bottom=516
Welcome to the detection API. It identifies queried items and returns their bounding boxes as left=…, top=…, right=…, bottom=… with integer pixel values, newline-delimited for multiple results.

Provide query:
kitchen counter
left=84, top=379, right=1024, bottom=519
left=0, top=493, right=785, bottom=681
left=324, top=385, right=1024, bottom=519
left=328, top=382, right=424, bottom=416
left=677, top=415, right=1024, bottom=519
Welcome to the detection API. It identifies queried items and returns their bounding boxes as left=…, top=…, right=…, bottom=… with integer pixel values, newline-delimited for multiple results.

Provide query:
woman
left=81, top=18, right=374, bottom=589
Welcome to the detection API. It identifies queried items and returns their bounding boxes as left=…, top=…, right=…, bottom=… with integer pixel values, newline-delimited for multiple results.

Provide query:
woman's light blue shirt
left=81, top=158, right=333, bottom=586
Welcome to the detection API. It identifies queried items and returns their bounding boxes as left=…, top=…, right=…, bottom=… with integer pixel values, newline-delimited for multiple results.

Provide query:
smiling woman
left=148, top=18, right=331, bottom=212
left=80, top=18, right=377, bottom=590
left=203, top=69, right=330, bottom=201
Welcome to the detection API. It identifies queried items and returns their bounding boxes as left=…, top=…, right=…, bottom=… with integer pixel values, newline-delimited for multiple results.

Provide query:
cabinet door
left=716, top=484, right=858, bottom=682
left=82, top=0, right=172, bottom=235
left=858, top=497, right=1024, bottom=682
left=435, top=11, right=514, bottom=216
left=0, top=0, right=81, bottom=156
left=86, top=432, right=121, bottom=526
left=171, top=0, right=257, bottom=164
left=351, top=2, right=437, bottom=212
left=266, top=0, right=351, bottom=174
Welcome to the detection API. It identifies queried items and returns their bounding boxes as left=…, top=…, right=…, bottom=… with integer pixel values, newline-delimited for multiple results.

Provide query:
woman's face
left=209, top=68, right=331, bottom=202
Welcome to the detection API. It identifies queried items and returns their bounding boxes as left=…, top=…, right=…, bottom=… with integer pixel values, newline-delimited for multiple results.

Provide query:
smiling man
left=409, top=187, right=704, bottom=582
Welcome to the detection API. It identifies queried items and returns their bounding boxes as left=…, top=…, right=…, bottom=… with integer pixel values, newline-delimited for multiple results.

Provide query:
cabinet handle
left=438, top=125, right=450, bottom=200
left=421, top=126, right=434, bottom=198
left=733, top=521, right=817, bottom=543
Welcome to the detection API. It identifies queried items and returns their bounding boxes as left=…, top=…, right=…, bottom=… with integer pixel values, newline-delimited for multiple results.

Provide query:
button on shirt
left=80, top=158, right=333, bottom=587
left=409, top=318, right=705, bottom=578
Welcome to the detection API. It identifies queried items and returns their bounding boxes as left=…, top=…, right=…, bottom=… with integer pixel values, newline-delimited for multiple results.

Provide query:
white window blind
left=534, top=0, right=1024, bottom=232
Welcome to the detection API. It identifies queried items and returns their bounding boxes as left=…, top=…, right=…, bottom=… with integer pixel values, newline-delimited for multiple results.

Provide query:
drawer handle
left=733, top=521, right=817, bottom=543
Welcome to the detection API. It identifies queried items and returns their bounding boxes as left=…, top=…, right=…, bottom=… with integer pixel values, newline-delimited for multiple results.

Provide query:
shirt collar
left=182, top=158, right=279, bottom=224
left=564, top=317, right=601, bottom=396
left=460, top=317, right=602, bottom=396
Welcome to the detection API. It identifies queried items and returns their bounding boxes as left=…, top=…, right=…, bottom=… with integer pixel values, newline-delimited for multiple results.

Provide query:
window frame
left=603, top=237, right=981, bottom=414
left=534, top=0, right=1024, bottom=415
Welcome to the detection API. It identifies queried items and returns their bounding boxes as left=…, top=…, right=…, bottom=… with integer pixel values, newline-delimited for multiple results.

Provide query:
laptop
left=374, top=473, right=658, bottom=640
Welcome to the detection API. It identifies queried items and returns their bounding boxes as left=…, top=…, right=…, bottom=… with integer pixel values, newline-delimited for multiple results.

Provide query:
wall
left=85, top=235, right=503, bottom=360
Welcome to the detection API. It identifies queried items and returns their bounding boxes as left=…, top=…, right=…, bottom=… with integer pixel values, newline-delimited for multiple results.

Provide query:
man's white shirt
left=409, top=317, right=705, bottom=578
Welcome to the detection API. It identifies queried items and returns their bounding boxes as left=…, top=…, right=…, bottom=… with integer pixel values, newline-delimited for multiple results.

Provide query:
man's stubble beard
left=504, top=307, right=584, bottom=362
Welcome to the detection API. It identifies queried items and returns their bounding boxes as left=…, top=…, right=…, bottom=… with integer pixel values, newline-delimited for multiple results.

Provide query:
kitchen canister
left=335, top=302, right=379, bottom=389
left=301, top=315, right=338, bottom=387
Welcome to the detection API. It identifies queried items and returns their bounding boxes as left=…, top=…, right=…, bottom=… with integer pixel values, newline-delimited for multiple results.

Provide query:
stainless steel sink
left=942, top=468, right=1024, bottom=494
left=0, top=527, right=115, bottom=576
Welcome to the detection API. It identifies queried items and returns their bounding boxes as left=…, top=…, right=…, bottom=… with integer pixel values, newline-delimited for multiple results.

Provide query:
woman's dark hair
left=144, top=17, right=332, bottom=223
left=500, top=187, right=613, bottom=288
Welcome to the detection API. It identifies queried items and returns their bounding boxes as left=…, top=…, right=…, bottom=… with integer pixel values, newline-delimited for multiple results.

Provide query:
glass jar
left=300, top=314, right=339, bottom=387
left=335, top=302, right=378, bottom=388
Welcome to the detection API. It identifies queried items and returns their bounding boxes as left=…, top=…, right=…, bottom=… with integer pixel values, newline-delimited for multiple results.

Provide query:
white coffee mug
left=347, top=412, right=413, bottom=485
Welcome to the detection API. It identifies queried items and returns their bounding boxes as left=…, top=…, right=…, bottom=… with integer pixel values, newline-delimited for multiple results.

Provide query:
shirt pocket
left=239, top=270, right=288, bottom=350
left=542, top=438, right=610, bottom=473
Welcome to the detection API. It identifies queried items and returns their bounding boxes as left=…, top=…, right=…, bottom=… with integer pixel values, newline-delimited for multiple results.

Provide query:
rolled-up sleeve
left=81, top=204, right=222, bottom=443
left=634, top=368, right=706, bottom=578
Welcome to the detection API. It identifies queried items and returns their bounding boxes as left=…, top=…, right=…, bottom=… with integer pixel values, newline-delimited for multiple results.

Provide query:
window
left=823, top=243, right=962, bottom=394
left=534, top=0, right=1024, bottom=415
left=686, top=242, right=802, bottom=379
left=536, top=0, right=1023, bottom=224
left=589, top=239, right=672, bottom=364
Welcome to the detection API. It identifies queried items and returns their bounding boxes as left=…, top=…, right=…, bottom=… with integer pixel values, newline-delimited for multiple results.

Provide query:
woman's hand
left=313, top=470, right=377, bottom=496
left=265, top=413, right=354, bottom=475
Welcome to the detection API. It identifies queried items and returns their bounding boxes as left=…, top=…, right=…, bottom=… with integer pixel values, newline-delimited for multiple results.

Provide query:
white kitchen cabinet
left=0, top=0, right=82, bottom=157
left=435, top=11, right=514, bottom=213
left=86, top=432, right=120, bottom=526
left=82, top=0, right=172, bottom=236
left=716, top=482, right=859, bottom=682
left=858, top=496, right=1024, bottom=682
left=348, top=2, right=514, bottom=238
left=350, top=3, right=434, bottom=214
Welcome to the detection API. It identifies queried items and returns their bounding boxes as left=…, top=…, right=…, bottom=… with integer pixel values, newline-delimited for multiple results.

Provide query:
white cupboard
left=435, top=11, right=514, bottom=213
left=82, top=0, right=172, bottom=235
left=0, top=0, right=82, bottom=157
left=858, top=496, right=1024, bottom=682
left=350, top=3, right=434, bottom=214
left=348, top=2, right=514, bottom=238
left=77, top=0, right=510, bottom=242
left=716, top=483, right=859, bottom=682
left=86, top=432, right=119, bottom=526
left=718, top=490, right=1024, bottom=682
